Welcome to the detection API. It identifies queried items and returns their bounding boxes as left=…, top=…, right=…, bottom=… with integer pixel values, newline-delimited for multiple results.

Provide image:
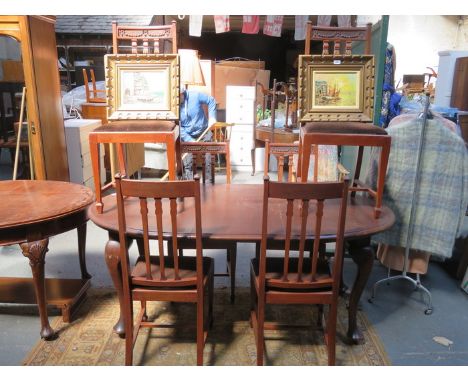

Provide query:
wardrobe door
left=451, top=57, right=468, bottom=111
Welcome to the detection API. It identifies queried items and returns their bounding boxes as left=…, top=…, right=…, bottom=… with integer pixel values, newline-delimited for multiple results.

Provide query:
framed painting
left=105, top=54, right=180, bottom=120
left=298, top=55, right=375, bottom=122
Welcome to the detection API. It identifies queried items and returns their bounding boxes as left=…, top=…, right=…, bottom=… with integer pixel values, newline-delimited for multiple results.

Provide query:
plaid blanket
left=366, top=114, right=468, bottom=258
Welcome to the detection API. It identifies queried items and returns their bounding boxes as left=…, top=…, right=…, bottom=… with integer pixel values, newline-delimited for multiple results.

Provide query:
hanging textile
left=294, top=15, right=308, bottom=40
left=366, top=114, right=468, bottom=258
left=263, top=16, right=283, bottom=37
left=337, top=15, right=351, bottom=27
left=317, top=15, right=332, bottom=26
left=242, top=15, right=260, bottom=34
left=214, top=15, right=230, bottom=33
left=380, top=43, right=400, bottom=128
left=189, top=15, right=203, bottom=37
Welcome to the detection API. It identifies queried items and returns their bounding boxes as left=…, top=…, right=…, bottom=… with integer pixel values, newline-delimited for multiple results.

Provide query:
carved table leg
left=347, top=237, right=374, bottom=344
left=20, top=238, right=57, bottom=340
left=104, top=233, right=133, bottom=338
left=77, top=223, right=91, bottom=279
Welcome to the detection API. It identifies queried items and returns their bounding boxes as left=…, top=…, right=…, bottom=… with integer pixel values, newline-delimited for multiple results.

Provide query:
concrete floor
left=1, top=151, right=468, bottom=367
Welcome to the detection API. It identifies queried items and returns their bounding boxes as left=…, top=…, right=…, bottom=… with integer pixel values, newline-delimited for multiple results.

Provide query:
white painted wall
left=387, top=15, right=468, bottom=86
left=357, top=15, right=468, bottom=88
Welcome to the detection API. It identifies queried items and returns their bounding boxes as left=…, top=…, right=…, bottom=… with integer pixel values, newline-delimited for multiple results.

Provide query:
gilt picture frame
left=105, top=54, right=179, bottom=120
left=298, top=55, right=375, bottom=122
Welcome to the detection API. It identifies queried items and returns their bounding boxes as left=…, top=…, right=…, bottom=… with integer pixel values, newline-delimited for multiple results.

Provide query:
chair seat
left=251, top=257, right=332, bottom=290
left=132, top=255, right=213, bottom=288
left=302, top=121, right=387, bottom=135
left=95, top=120, right=176, bottom=133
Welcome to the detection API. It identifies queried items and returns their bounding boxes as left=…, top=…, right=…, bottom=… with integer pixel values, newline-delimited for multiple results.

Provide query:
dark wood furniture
left=451, top=57, right=468, bottom=111
left=0, top=180, right=94, bottom=339
left=112, top=20, right=177, bottom=54
left=305, top=21, right=372, bottom=55
left=114, top=175, right=213, bottom=366
left=82, top=68, right=106, bottom=103
left=252, top=80, right=299, bottom=175
left=250, top=177, right=349, bottom=365
left=88, top=120, right=182, bottom=214
left=88, top=184, right=395, bottom=345
left=0, top=16, right=69, bottom=181
left=264, top=139, right=298, bottom=182
left=297, top=123, right=391, bottom=218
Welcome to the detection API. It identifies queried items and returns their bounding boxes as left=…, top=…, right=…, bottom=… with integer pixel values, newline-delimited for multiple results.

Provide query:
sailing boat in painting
left=313, top=71, right=359, bottom=109
left=315, top=80, right=341, bottom=105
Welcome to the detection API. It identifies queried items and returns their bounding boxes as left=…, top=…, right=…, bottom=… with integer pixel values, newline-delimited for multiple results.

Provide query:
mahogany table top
left=89, top=184, right=395, bottom=242
left=0, top=180, right=94, bottom=230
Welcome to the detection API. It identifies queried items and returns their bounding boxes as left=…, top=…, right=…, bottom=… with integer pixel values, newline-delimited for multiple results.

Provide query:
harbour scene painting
left=312, top=70, right=360, bottom=109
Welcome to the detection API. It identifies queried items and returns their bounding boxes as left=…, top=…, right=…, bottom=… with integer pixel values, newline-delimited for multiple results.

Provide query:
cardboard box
left=217, top=60, right=265, bottom=70
left=214, top=65, right=270, bottom=109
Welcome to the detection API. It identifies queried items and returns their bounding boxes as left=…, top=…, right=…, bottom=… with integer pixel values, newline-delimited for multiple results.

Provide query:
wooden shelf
left=0, top=277, right=90, bottom=323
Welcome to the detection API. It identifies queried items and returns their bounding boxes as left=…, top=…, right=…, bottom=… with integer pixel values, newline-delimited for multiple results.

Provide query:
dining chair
left=264, top=139, right=298, bottom=182
left=112, top=20, right=177, bottom=54
left=114, top=174, right=214, bottom=366
left=250, top=176, right=349, bottom=365
left=82, top=68, right=106, bottom=103
left=174, top=123, right=237, bottom=302
left=88, top=120, right=181, bottom=213
left=299, top=21, right=391, bottom=218
left=304, top=21, right=372, bottom=56
left=180, top=122, right=232, bottom=184
left=297, top=124, right=391, bottom=218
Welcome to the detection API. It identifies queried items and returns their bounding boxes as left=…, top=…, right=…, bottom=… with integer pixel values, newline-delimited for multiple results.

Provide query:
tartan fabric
left=367, top=114, right=468, bottom=257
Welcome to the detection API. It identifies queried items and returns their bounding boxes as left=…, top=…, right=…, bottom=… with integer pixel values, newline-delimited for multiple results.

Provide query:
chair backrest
left=259, top=177, right=349, bottom=291
left=210, top=122, right=233, bottom=143
left=82, top=68, right=106, bottom=103
left=112, top=21, right=177, bottom=54
left=115, top=174, right=203, bottom=289
left=264, top=139, right=298, bottom=182
left=305, top=21, right=372, bottom=55
left=180, top=140, right=231, bottom=184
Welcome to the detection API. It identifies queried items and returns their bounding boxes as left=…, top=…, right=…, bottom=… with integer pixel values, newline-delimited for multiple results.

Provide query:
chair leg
left=256, top=298, right=265, bottom=366
left=140, top=300, right=148, bottom=322
left=227, top=243, right=237, bottom=303
left=124, top=299, right=134, bottom=366
left=209, top=264, right=214, bottom=328
left=326, top=303, right=338, bottom=366
left=196, top=295, right=204, bottom=366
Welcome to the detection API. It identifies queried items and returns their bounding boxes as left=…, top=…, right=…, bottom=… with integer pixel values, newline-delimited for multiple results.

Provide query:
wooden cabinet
left=0, top=16, right=69, bottom=180
left=451, top=57, right=468, bottom=111
left=64, top=119, right=105, bottom=189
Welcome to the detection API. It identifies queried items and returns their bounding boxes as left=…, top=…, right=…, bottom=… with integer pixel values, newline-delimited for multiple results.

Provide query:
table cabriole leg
left=20, top=238, right=57, bottom=340
left=105, top=233, right=134, bottom=338
left=77, top=223, right=91, bottom=279
left=347, top=238, right=374, bottom=345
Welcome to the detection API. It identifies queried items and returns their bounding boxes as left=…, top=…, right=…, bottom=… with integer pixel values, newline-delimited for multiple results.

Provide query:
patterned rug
left=23, top=288, right=390, bottom=366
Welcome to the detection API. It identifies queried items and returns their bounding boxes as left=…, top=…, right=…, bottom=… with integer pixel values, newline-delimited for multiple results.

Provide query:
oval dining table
left=89, top=183, right=395, bottom=345
left=0, top=180, right=94, bottom=340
